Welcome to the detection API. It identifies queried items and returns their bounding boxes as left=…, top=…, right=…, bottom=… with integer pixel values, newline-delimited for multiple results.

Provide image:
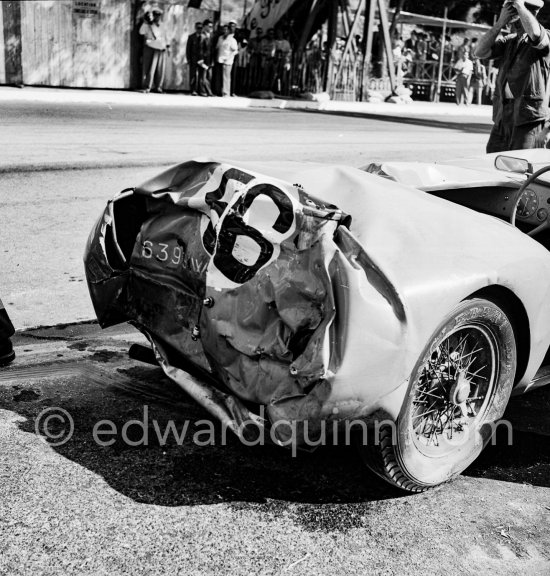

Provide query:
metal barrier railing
left=235, top=51, right=455, bottom=102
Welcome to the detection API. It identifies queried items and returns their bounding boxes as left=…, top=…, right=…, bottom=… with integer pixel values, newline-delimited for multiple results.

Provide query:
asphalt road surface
left=3, top=98, right=550, bottom=575
left=0, top=99, right=491, bottom=328
left=0, top=99, right=491, bottom=171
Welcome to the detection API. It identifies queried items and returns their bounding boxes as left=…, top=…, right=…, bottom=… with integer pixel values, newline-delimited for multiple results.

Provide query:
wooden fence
left=0, top=0, right=212, bottom=90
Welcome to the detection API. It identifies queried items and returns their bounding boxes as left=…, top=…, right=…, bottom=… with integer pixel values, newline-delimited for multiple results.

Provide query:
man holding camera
left=475, top=0, right=550, bottom=152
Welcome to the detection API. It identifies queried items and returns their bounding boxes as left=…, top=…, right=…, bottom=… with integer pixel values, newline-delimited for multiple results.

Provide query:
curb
left=0, top=85, right=493, bottom=121
left=0, top=159, right=177, bottom=174
left=0, top=85, right=492, bottom=174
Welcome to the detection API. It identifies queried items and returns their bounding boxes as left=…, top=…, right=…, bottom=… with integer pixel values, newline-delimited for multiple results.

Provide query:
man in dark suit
left=198, top=19, right=215, bottom=96
left=186, top=21, right=203, bottom=95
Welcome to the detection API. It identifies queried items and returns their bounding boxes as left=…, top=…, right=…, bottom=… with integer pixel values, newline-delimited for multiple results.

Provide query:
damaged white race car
left=85, top=150, right=550, bottom=493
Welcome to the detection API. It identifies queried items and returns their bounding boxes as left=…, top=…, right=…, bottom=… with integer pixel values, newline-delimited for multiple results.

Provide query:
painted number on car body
left=211, top=182, right=296, bottom=286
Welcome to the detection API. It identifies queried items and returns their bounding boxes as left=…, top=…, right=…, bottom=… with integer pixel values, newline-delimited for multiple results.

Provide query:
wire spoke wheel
left=359, top=298, right=516, bottom=493
left=411, top=324, right=497, bottom=456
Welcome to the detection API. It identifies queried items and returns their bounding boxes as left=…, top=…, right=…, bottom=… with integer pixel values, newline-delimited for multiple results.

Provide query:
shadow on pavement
left=297, top=108, right=492, bottom=135
left=1, top=358, right=405, bottom=514
left=465, top=386, right=550, bottom=486
left=2, top=337, right=549, bottom=528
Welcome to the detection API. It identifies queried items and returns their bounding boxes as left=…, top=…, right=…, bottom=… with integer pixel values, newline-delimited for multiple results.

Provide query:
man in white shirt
left=454, top=49, right=473, bottom=105
left=216, top=24, right=239, bottom=96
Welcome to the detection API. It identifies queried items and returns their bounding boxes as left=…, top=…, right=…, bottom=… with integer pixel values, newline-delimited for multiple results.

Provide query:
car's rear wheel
left=361, top=298, right=517, bottom=492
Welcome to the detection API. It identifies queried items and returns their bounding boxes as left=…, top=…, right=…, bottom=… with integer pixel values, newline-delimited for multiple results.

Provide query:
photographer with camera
left=475, top=0, right=550, bottom=152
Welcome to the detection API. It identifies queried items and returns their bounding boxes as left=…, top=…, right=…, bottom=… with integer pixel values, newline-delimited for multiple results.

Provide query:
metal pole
left=324, top=0, right=338, bottom=93
left=361, top=0, right=376, bottom=100
left=435, top=6, right=448, bottom=103
left=389, top=0, right=405, bottom=39
left=335, top=0, right=365, bottom=85
left=377, top=0, right=397, bottom=93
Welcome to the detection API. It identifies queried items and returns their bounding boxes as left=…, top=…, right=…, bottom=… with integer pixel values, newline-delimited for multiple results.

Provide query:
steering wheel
left=510, top=165, right=550, bottom=237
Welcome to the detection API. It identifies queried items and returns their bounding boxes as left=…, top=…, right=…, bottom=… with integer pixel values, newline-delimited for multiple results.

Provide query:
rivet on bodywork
left=289, top=366, right=298, bottom=376
left=203, top=297, right=215, bottom=308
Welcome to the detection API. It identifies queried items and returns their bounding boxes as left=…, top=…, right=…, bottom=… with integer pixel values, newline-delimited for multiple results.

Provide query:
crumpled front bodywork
left=85, top=160, right=407, bottom=444
left=85, top=158, right=550, bottom=447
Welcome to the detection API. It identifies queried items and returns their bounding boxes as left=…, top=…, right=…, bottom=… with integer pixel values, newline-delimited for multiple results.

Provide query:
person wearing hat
left=475, top=0, right=550, bottom=152
left=186, top=21, right=203, bottom=95
left=139, top=6, right=169, bottom=93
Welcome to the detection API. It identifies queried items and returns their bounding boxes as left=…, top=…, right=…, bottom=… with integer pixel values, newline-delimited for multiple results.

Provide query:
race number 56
left=210, top=182, right=296, bottom=287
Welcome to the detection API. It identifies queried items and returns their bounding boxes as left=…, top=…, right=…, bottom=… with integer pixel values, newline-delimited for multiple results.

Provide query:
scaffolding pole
left=435, top=6, right=448, bottom=102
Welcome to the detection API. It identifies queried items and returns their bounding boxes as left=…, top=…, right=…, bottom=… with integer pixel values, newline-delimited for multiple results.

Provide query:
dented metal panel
left=85, top=158, right=550, bottom=445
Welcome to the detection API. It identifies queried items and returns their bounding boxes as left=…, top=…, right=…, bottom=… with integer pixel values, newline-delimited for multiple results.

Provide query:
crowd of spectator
left=392, top=30, right=492, bottom=105
left=137, top=5, right=493, bottom=105
left=185, top=20, right=295, bottom=97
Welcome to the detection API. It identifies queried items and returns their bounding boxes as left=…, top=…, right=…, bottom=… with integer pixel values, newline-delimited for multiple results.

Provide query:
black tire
left=360, top=298, right=517, bottom=493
